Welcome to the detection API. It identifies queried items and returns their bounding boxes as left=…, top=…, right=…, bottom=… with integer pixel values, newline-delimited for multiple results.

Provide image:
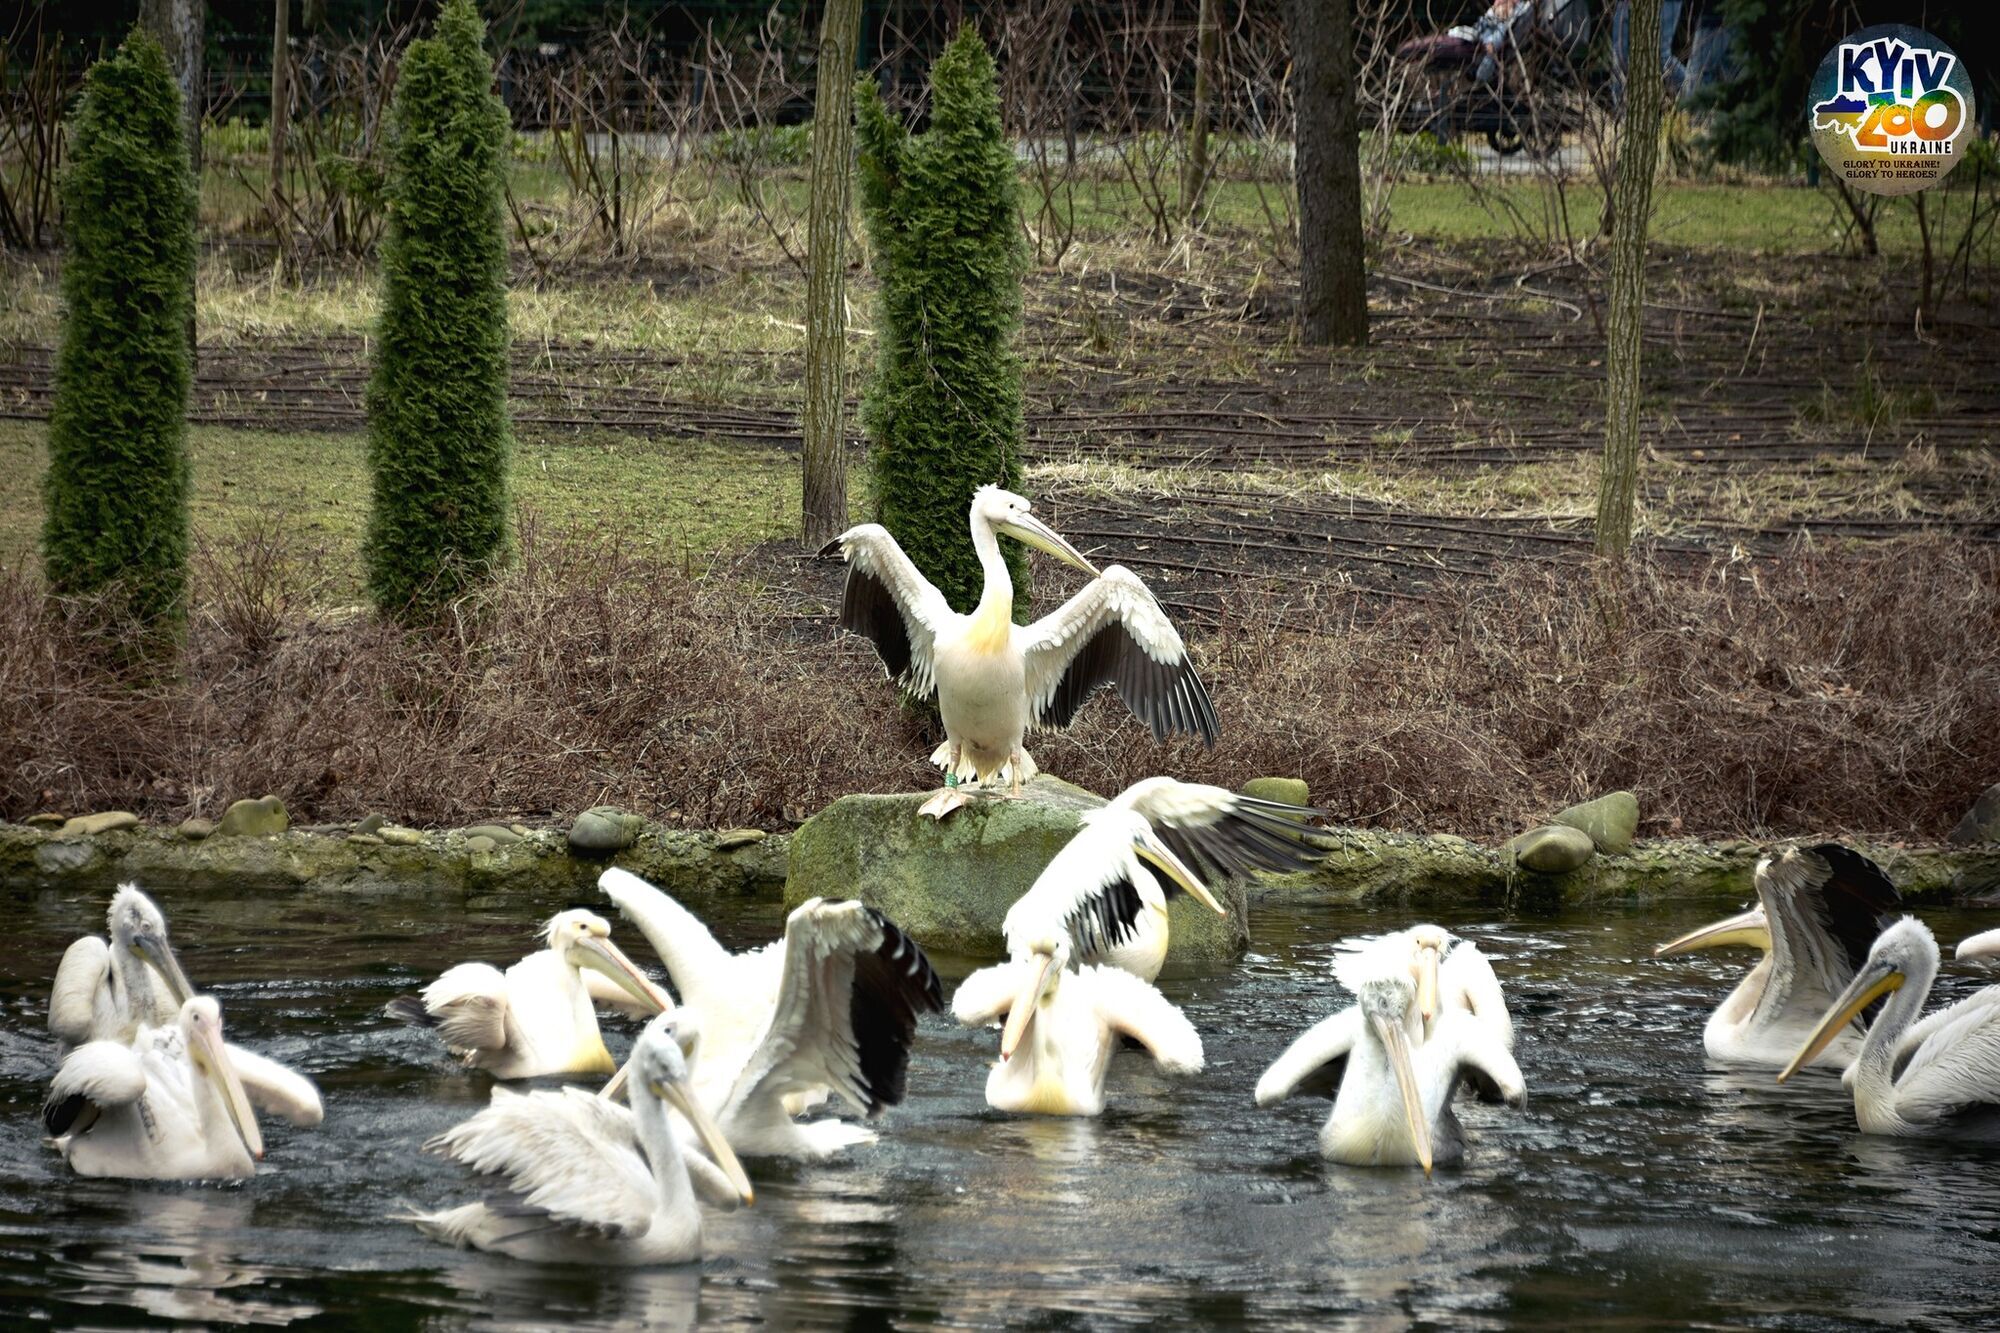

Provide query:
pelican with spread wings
left=598, top=868, right=944, bottom=1158
left=826, top=487, right=1217, bottom=817
left=1655, top=844, right=1901, bottom=1068
left=1002, top=777, right=1323, bottom=981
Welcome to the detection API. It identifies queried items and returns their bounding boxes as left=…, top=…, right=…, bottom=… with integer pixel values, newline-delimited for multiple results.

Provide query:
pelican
left=49, top=884, right=323, bottom=1128
left=599, top=869, right=944, bottom=1157
left=1655, top=843, right=1901, bottom=1068
left=412, top=1011, right=755, bottom=1265
left=387, top=909, right=673, bottom=1080
left=827, top=487, right=1218, bottom=817
left=1356, top=924, right=1513, bottom=1047
left=43, top=996, right=265, bottom=1180
left=1003, top=777, right=1323, bottom=982
left=951, top=934, right=1204, bottom=1116
left=1779, top=916, right=2000, bottom=1138
left=1255, top=936, right=1525, bottom=1172
left=1959, top=928, right=2000, bottom=963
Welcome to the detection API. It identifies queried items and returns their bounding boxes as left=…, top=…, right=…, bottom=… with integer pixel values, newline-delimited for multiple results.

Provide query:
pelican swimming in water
left=1655, top=843, right=1901, bottom=1069
left=412, top=1011, right=755, bottom=1265
left=1002, top=777, right=1324, bottom=982
left=44, top=996, right=266, bottom=1180
left=388, top=909, right=673, bottom=1080
left=827, top=487, right=1218, bottom=817
left=599, top=869, right=944, bottom=1157
left=1255, top=935, right=1525, bottom=1172
left=952, top=934, right=1204, bottom=1116
left=50, top=884, right=324, bottom=1128
left=1959, top=928, right=2000, bottom=964
left=1779, top=916, right=2000, bottom=1138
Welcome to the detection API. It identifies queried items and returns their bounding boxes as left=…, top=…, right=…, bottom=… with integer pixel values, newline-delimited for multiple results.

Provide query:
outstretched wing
left=1002, top=823, right=1156, bottom=963
left=1120, top=777, right=1325, bottom=884
left=951, top=960, right=1034, bottom=1029
left=1759, top=844, right=1902, bottom=975
left=1255, top=1008, right=1361, bottom=1106
left=426, top=1086, right=657, bottom=1239
left=1081, top=966, right=1204, bottom=1074
left=414, top=963, right=515, bottom=1058
left=224, top=1044, right=325, bottom=1127
left=824, top=524, right=957, bottom=698
left=44, top=1039, right=149, bottom=1137
left=1436, top=1010, right=1527, bottom=1106
left=725, top=900, right=944, bottom=1125
left=49, top=935, right=112, bottom=1050
left=1019, top=566, right=1218, bottom=743
left=600, top=867, right=739, bottom=1015
left=1440, top=940, right=1514, bottom=1052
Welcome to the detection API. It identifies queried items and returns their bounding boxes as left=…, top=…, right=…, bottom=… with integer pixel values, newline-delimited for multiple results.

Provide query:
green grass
left=0, top=420, right=821, bottom=593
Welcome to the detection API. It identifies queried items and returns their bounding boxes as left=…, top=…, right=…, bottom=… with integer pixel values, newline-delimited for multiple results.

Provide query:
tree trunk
left=1182, top=0, right=1219, bottom=226
left=138, top=0, right=203, bottom=366
left=269, top=0, right=291, bottom=270
left=1593, top=0, right=1664, bottom=559
left=801, top=0, right=865, bottom=548
left=1288, top=0, right=1367, bottom=346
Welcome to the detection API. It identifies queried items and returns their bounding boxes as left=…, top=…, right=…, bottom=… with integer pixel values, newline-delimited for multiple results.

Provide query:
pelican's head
left=1354, top=971, right=1433, bottom=1177
left=546, top=910, right=672, bottom=1015
left=1000, top=935, right=1070, bottom=1061
left=180, top=996, right=263, bottom=1162
left=108, top=884, right=194, bottom=1009
left=631, top=1012, right=754, bottom=1205
left=1778, top=916, right=1937, bottom=1083
left=1405, top=925, right=1450, bottom=1023
left=971, top=487, right=1100, bottom=577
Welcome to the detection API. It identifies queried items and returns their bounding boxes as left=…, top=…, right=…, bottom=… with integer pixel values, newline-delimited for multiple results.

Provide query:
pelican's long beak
left=1000, top=953, right=1058, bottom=1061
left=1373, top=1012, right=1432, bottom=1176
left=651, top=1073, right=754, bottom=1207
left=1777, top=962, right=1904, bottom=1083
left=600, top=1061, right=630, bottom=1102
left=1134, top=835, right=1226, bottom=916
left=998, top=513, right=1100, bottom=577
left=191, top=1016, right=263, bottom=1161
left=136, top=932, right=196, bottom=1007
left=1415, top=943, right=1442, bottom=1025
left=570, top=936, right=675, bottom=1015
left=1655, top=907, right=1770, bottom=958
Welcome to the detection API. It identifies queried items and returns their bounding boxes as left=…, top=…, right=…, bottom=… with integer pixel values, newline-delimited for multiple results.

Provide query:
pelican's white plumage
left=1779, top=916, right=2000, bottom=1138
left=49, top=885, right=195, bottom=1057
left=952, top=937, right=1203, bottom=1116
left=1258, top=934, right=1525, bottom=1170
left=828, top=488, right=1216, bottom=812
left=1338, top=925, right=1513, bottom=1049
left=1002, top=777, right=1323, bottom=981
left=44, top=996, right=266, bottom=1180
left=1656, top=844, right=1901, bottom=1068
left=600, top=869, right=944, bottom=1157
left=388, top=909, right=671, bottom=1080
left=412, top=1013, right=754, bottom=1266
left=1958, top=927, right=2000, bottom=963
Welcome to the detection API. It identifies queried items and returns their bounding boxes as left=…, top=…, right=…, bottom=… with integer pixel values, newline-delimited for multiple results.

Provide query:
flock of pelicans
left=31, top=487, right=2000, bottom=1271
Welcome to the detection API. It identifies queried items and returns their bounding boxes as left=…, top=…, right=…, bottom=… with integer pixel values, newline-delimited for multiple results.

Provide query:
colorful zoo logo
left=1809, top=25, right=1974, bottom=196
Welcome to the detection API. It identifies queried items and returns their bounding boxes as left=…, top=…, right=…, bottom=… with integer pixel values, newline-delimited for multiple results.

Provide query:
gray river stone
left=1553, top=791, right=1640, bottom=854
left=59, top=811, right=140, bottom=837
left=1949, top=783, right=2000, bottom=846
left=569, top=807, right=644, bottom=855
left=177, top=817, right=215, bottom=841
left=1511, top=824, right=1598, bottom=875
left=216, top=796, right=290, bottom=838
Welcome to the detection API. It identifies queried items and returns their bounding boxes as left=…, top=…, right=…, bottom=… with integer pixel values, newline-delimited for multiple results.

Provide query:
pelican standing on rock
left=1256, top=935, right=1525, bottom=1171
left=1003, top=777, right=1324, bottom=982
left=599, top=869, right=944, bottom=1157
left=827, top=487, right=1218, bottom=817
left=1655, top=844, right=1902, bottom=1068
left=952, top=934, right=1204, bottom=1116
left=49, top=884, right=196, bottom=1056
left=44, top=996, right=266, bottom=1180
left=1779, top=917, right=2000, bottom=1137
left=388, top=910, right=673, bottom=1080
left=412, top=1012, right=755, bottom=1265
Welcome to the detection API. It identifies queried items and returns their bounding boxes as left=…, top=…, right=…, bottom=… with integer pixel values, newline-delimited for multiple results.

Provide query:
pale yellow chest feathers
left=962, top=596, right=1015, bottom=656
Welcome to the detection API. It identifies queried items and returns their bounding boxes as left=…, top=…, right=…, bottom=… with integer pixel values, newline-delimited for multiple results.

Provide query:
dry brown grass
left=3, top=526, right=1995, bottom=841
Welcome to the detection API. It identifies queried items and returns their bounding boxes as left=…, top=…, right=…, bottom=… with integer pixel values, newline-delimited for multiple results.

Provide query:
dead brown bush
left=3, top=527, right=1995, bottom=841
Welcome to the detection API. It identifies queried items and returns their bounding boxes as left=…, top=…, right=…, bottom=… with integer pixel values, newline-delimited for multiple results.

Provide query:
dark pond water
left=2, top=883, right=1998, bottom=1330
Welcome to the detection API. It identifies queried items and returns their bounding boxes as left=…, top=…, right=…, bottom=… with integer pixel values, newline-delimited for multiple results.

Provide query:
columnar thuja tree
left=42, top=27, right=195, bottom=635
left=855, top=28, right=1027, bottom=614
left=365, top=0, right=512, bottom=617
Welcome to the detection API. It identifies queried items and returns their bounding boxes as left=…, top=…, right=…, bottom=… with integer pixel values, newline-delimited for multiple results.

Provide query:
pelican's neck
left=110, top=939, right=160, bottom=1028
left=967, top=511, right=1014, bottom=640
left=631, top=1082, right=697, bottom=1220
left=1853, top=951, right=1937, bottom=1115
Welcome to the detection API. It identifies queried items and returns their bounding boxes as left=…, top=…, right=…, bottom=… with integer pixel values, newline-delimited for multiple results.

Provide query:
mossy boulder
left=1241, top=777, right=1310, bottom=810
left=1553, top=790, right=1640, bottom=854
left=1510, top=824, right=1597, bottom=875
left=783, top=775, right=1249, bottom=961
left=216, top=796, right=289, bottom=837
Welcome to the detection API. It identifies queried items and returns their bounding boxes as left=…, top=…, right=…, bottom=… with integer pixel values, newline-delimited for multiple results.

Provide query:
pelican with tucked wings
left=598, top=868, right=944, bottom=1158
left=387, top=909, right=673, bottom=1080
left=1655, top=844, right=1901, bottom=1068
left=412, top=1011, right=755, bottom=1266
left=1779, top=917, right=2000, bottom=1138
left=1003, top=777, right=1323, bottom=981
left=44, top=996, right=267, bottom=1180
left=50, top=884, right=324, bottom=1130
left=1256, top=934, right=1525, bottom=1172
left=952, top=934, right=1204, bottom=1116
left=826, top=487, right=1218, bottom=817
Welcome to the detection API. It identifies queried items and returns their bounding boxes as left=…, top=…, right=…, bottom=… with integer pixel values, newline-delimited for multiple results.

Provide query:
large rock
left=58, top=811, right=140, bottom=837
left=1950, top=783, right=2000, bottom=846
left=1241, top=777, right=1311, bottom=811
left=216, top=796, right=289, bottom=838
left=1510, top=824, right=1597, bottom=875
left=1553, top=790, right=1639, bottom=854
left=784, top=776, right=1249, bottom=962
left=569, top=806, right=644, bottom=855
